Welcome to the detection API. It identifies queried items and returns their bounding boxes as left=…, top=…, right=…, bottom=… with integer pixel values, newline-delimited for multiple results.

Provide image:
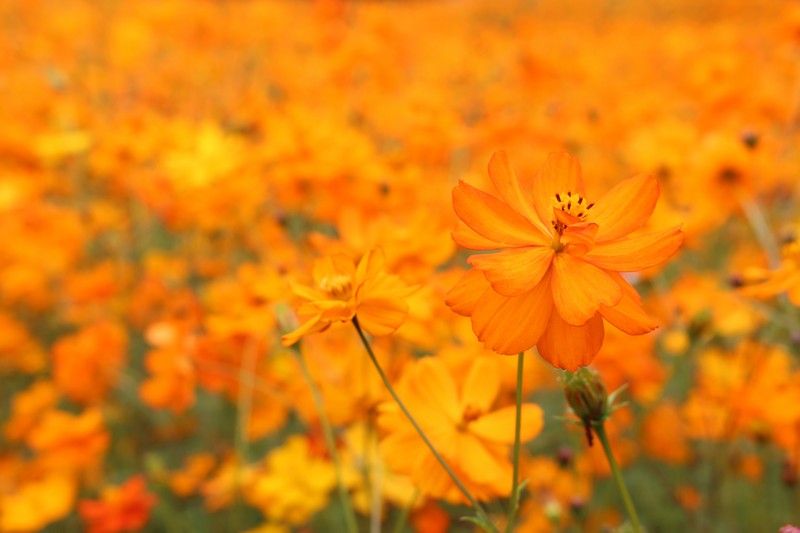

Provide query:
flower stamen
left=551, top=191, right=594, bottom=236
left=319, top=274, right=353, bottom=300
left=457, top=404, right=483, bottom=431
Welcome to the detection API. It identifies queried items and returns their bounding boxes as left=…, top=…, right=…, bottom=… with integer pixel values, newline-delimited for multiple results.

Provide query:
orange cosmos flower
left=447, top=151, right=683, bottom=370
left=78, top=476, right=157, bottom=533
left=379, top=357, right=544, bottom=502
left=281, top=248, right=415, bottom=346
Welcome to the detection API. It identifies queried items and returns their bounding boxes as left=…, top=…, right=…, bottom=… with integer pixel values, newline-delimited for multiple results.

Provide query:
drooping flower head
left=281, top=248, right=415, bottom=346
left=447, top=151, right=683, bottom=370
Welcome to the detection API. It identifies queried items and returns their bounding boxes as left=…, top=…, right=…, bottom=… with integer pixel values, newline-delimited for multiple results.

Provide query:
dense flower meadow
left=2, top=0, right=800, bottom=531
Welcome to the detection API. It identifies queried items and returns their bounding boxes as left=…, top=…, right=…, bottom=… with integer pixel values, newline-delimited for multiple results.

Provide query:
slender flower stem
left=295, top=349, right=359, bottom=533
left=232, top=339, right=259, bottom=531
left=352, top=317, right=499, bottom=533
left=739, top=196, right=781, bottom=269
left=369, top=424, right=382, bottom=533
left=594, top=422, right=643, bottom=533
left=391, top=489, right=419, bottom=533
left=505, top=351, right=525, bottom=533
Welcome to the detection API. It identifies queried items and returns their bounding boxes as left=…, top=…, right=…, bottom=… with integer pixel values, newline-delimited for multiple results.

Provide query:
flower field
left=2, top=0, right=800, bottom=531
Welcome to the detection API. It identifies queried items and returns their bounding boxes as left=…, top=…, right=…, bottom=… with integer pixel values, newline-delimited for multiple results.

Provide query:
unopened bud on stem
left=563, top=367, right=608, bottom=424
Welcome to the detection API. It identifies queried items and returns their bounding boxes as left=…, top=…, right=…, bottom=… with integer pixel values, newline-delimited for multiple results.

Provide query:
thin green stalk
left=369, top=423, right=382, bottom=533
left=232, top=338, right=258, bottom=531
left=295, top=349, right=359, bottom=533
left=739, top=197, right=780, bottom=269
left=352, top=317, right=499, bottom=533
left=505, top=351, right=525, bottom=533
left=391, top=489, right=419, bottom=533
left=594, top=422, right=643, bottom=533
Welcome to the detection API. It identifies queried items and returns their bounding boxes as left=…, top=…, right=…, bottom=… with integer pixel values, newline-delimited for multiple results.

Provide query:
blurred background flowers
left=1, top=0, right=800, bottom=531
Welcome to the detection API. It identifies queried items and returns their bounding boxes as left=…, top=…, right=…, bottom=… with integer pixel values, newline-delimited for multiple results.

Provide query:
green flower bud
left=563, top=367, right=608, bottom=425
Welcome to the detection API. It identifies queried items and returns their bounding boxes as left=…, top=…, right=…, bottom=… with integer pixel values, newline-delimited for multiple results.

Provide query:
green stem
left=739, top=197, right=780, bottom=269
left=391, top=489, right=419, bottom=533
left=295, top=349, right=359, bottom=533
left=232, top=338, right=258, bottom=531
left=594, top=422, right=643, bottom=533
left=505, top=352, right=525, bottom=533
left=369, top=424, right=382, bottom=533
left=352, top=317, right=499, bottom=533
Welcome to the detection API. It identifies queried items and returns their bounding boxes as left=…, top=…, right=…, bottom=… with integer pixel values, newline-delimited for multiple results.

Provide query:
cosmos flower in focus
left=447, top=151, right=684, bottom=370
left=281, top=248, right=415, bottom=346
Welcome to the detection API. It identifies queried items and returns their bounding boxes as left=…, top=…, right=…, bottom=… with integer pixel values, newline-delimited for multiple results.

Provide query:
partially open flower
left=281, top=248, right=415, bottom=346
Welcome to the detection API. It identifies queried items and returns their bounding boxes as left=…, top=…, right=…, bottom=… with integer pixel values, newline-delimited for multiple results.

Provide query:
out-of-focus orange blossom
left=1, top=0, right=799, bottom=531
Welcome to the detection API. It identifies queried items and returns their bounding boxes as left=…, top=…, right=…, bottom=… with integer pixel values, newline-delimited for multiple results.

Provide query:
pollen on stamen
left=552, top=191, right=594, bottom=235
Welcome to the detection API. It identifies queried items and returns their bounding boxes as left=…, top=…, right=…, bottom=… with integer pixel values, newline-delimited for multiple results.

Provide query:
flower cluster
left=1, top=0, right=799, bottom=532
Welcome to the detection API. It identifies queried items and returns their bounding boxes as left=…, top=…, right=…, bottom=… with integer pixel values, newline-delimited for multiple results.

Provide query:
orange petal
left=599, top=273, right=659, bottom=335
left=355, top=248, right=386, bottom=286
left=487, top=150, right=540, bottom=225
left=453, top=181, right=547, bottom=247
left=445, top=269, right=490, bottom=317
left=532, top=152, right=585, bottom=229
left=410, top=358, right=460, bottom=423
left=360, top=271, right=415, bottom=301
left=380, top=432, right=423, bottom=472
left=413, top=449, right=458, bottom=499
left=536, top=312, right=604, bottom=371
left=312, top=300, right=353, bottom=323
left=467, top=246, right=554, bottom=296
left=452, top=223, right=503, bottom=251
left=288, top=281, right=327, bottom=301
left=561, top=222, right=598, bottom=256
left=312, top=254, right=355, bottom=286
left=356, top=297, right=408, bottom=336
left=590, top=174, right=659, bottom=241
left=457, top=433, right=508, bottom=486
left=469, top=404, right=544, bottom=444
left=583, top=226, right=684, bottom=271
left=788, top=276, right=800, bottom=305
left=551, top=254, right=622, bottom=326
left=471, top=277, right=553, bottom=355
left=460, top=358, right=501, bottom=414
left=281, top=314, right=326, bottom=346
left=739, top=268, right=796, bottom=298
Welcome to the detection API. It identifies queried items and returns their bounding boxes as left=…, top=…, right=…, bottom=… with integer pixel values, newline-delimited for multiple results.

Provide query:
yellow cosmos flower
left=281, top=248, right=415, bottom=346
left=378, top=357, right=543, bottom=502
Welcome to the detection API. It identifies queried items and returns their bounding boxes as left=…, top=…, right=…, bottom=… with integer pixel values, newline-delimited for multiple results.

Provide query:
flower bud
left=563, top=367, right=608, bottom=425
left=543, top=499, right=562, bottom=524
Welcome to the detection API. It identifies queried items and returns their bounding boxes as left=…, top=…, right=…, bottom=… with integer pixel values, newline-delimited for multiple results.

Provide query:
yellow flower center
left=457, top=404, right=483, bottom=431
left=318, top=274, right=353, bottom=299
left=551, top=191, right=594, bottom=236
